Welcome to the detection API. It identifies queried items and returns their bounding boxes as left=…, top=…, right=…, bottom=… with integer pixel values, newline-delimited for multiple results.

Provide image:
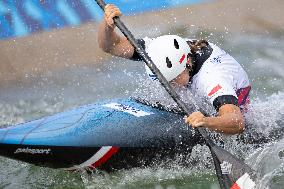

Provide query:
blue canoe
left=0, top=98, right=200, bottom=171
left=0, top=98, right=280, bottom=171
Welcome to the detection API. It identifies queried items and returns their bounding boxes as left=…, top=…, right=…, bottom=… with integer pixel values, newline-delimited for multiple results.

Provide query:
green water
left=0, top=157, right=219, bottom=189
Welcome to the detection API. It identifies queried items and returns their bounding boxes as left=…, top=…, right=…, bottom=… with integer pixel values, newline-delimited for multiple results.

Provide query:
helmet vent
left=174, top=39, right=179, bottom=49
left=166, top=57, right=172, bottom=68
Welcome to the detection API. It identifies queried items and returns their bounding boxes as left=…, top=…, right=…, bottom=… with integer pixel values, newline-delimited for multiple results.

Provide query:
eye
left=166, top=57, right=172, bottom=68
left=174, top=39, right=179, bottom=49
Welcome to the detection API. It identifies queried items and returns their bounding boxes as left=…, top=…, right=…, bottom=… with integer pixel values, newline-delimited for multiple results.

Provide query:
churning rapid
left=0, top=31, right=284, bottom=188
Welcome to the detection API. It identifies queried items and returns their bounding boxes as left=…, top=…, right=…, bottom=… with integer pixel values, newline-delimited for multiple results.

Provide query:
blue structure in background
left=0, top=0, right=206, bottom=40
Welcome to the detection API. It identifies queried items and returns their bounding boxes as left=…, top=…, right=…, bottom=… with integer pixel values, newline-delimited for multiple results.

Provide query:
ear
left=174, top=39, right=179, bottom=49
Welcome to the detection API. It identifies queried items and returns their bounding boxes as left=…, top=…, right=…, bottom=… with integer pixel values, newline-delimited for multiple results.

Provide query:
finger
left=105, top=9, right=115, bottom=17
left=105, top=5, right=120, bottom=15
left=104, top=15, right=112, bottom=24
left=195, top=122, right=204, bottom=127
left=184, top=116, right=189, bottom=123
left=108, top=10, right=121, bottom=19
left=105, top=10, right=120, bottom=22
left=105, top=5, right=116, bottom=16
left=189, top=115, right=198, bottom=123
left=185, top=117, right=194, bottom=124
left=187, top=113, right=194, bottom=120
left=105, top=9, right=121, bottom=22
left=104, top=4, right=115, bottom=11
left=193, top=117, right=206, bottom=127
left=110, top=7, right=120, bottom=12
left=105, top=16, right=114, bottom=27
left=193, top=120, right=203, bottom=127
left=113, top=8, right=122, bottom=16
left=191, top=122, right=198, bottom=128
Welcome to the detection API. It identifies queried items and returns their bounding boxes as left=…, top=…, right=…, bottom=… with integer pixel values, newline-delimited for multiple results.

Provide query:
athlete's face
left=171, top=68, right=190, bottom=87
left=170, top=57, right=192, bottom=87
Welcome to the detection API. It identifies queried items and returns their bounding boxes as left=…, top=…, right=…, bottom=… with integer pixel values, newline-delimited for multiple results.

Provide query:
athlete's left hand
left=184, top=111, right=206, bottom=128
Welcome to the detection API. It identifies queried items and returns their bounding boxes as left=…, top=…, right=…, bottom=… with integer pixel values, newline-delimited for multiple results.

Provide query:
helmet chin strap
left=186, top=53, right=194, bottom=78
left=187, top=67, right=194, bottom=78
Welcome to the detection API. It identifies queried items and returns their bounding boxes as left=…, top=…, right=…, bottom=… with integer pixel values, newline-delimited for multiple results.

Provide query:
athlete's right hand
left=104, top=4, right=122, bottom=29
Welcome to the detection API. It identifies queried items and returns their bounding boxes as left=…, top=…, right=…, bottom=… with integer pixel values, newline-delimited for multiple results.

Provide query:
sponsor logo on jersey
left=208, top=84, right=222, bottom=97
left=14, top=147, right=51, bottom=155
left=211, top=56, right=221, bottom=64
left=103, top=103, right=154, bottom=117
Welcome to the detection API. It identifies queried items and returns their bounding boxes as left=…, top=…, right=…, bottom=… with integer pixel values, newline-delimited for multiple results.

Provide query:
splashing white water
left=132, top=76, right=216, bottom=115
left=247, top=139, right=284, bottom=189
left=245, top=92, right=284, bottom=137
left=131, top=75, right=284, bottom=188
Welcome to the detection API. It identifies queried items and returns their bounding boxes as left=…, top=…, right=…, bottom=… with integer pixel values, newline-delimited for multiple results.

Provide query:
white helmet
left=145, top=35, right=190, bottom=81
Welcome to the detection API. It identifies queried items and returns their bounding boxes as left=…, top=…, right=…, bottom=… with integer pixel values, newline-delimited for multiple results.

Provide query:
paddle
left=95, top=0, right=256, bottom=188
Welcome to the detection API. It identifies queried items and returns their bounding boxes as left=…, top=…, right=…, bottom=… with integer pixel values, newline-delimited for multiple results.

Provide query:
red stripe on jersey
left=237, top=86, right=251, bottom=106
left=208, top=84, right=222, bottom=97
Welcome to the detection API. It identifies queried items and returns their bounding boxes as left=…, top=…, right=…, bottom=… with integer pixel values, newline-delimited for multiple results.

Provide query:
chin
left=174, top=81, right=188, bottom=88
left=183, top=78, right=190, bottom=86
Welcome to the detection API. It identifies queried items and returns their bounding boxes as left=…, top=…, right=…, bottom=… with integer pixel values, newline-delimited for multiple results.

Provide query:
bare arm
left=185, top=104, right=244, bottom=135
left=97, top=4, right=134, bottom=59
left=204, top=104, right=244, bottom=134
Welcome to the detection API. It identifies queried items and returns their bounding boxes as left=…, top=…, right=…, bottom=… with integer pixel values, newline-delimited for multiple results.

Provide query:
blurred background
left=1, top=0, right=283, bottom=87
left=0, top=0, right=284, bottom=188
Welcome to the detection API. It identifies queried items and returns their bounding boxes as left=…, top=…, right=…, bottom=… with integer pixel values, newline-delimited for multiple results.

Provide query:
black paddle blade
left=210, top=145, right=256, bottom=189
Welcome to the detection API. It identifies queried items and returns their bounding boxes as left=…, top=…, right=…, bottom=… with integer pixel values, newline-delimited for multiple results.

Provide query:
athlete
left=98, top=4, right=251, bottom=135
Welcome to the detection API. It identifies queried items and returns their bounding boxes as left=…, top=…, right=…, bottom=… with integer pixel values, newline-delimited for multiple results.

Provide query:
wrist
left=203, top=116, right=212, bottom=128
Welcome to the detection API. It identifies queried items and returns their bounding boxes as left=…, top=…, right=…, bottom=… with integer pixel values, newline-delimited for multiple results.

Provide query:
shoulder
left=133, top=37, right=155, bottom=50
left=142, top=37, right=154, bottom=47
left=131, top=37, right=154, bottom=61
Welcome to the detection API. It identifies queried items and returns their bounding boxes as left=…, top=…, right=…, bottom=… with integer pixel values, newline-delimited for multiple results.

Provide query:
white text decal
left=103, top=103, right=154, bottom=117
